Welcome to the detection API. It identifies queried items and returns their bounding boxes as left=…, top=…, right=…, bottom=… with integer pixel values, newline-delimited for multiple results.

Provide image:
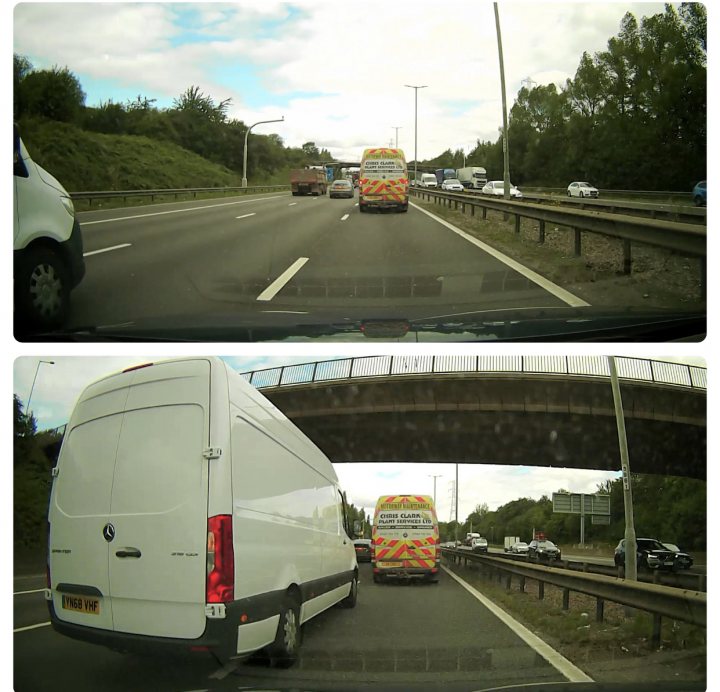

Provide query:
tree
left=301, top=142, right=320, bottom=160
left=13, top=395, right=36, bottom=442
left=18, top=66, right=86, bottom=123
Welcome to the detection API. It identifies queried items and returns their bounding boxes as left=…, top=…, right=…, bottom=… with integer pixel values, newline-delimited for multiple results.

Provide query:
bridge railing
left=241, top=356, right=706, bottom=391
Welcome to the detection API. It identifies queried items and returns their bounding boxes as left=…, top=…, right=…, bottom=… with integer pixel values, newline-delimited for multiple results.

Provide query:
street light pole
left=404, top=85, right=427, bottom=185
left=26, top=359, right=55, bottom=424
left=608, top=356, right=637, bottom=583
left=392, top=126, right=402, bottom=149
left=242, top=116, right=284, bottom=187
left=428, top=474, right=442, bottom=506
left=493, top=3, right=511, bottom=199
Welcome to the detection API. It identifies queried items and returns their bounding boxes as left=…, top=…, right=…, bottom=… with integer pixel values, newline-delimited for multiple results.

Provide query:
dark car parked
left=353, top=538, right=372, bottom=562
left=614, top=538, right=693, bottom=571
left=527, top=539, right=561, bottom=562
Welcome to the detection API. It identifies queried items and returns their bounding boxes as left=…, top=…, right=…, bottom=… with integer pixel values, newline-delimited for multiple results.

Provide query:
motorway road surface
left=59, top=191, right=586, bottom=336
left=14, top=562, right=589, bottom=692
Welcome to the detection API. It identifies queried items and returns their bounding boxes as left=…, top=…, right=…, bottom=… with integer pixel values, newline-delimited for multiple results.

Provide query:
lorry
left=290, top=167, right=327, bottom=196
left=434, top=168, right=457, bottom=186
left=46, top=357, right=358, bottom=666
left=14, top=123, right=86, bottom=333
left=456, top=166, right=488, bottom=189
left=372, top=495, right=439, bottom=582
left=464, top=532, right=480, bottom=547
left=504, top=536, right=521, bottom=552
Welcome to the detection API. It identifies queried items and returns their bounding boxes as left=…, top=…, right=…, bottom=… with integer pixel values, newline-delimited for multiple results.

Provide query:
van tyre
left=16, top=246, right=70, bottom=330
left=268, top=597, right=301, bottom=668
left=340, top=574, right=358, bottom=608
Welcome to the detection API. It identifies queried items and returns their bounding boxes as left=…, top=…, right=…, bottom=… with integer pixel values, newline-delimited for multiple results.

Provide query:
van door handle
left=115, top=548, right=141, bottom=558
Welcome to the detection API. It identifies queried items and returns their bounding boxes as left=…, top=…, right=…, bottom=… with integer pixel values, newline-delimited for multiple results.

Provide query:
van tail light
left=206, top=515, right=234, bottom=603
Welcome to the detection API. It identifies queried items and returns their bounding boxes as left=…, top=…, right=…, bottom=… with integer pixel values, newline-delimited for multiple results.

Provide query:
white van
left=46, top=358, right=358, bottom=666
left=13, top=124, right=85, bottom=331
left=418, top=173, right=438, bottom=188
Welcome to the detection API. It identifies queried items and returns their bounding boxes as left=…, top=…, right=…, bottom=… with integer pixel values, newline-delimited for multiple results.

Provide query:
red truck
left=290, top=168, right=327, bottom=196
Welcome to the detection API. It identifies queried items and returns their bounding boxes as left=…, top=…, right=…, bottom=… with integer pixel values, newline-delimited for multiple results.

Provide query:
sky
left=12, top=354, right=706, bottom=525
left=11, top=1, right=680, bottom=162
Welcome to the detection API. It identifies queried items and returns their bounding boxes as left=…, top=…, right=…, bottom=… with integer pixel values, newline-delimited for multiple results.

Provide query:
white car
left=481, top=180, right=523, bottom=198
left=509, top=541, right=529, bottom=554
left=441, top=178, right=464, bottom=192
left=567, top=181, right=599, bottom=198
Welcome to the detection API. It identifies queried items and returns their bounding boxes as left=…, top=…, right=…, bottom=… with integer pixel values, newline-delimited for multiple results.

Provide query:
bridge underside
left=289, top=410, right=704, bottom=479
left=260, top=375, right=706, bottom=480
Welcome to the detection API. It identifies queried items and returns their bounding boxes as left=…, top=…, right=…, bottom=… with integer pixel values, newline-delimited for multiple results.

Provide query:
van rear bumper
left=47, top=600, right=241, bottom=660
left=375, top=567, right=437, bottom=581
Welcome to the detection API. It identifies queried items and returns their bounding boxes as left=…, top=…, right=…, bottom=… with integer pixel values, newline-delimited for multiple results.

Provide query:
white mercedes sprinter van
left=46, top=358, right=358, bottom=666
left=13, top=124, right=85, bottom=332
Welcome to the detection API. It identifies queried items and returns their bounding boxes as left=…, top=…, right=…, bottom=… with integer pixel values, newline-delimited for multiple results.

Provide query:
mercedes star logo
left=103, top=523, right=115, bottom=542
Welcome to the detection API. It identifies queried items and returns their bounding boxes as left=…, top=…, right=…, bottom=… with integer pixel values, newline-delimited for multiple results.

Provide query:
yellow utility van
left=372, top=495, right=439, bottom=583
left=359, top=148, right=409, bottom=213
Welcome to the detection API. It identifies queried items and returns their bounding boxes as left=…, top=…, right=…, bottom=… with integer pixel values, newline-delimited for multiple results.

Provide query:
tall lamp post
left=493, top=3, right=511, bottom=199
left=608, top=356, right=637, bottom=583
left=392, top=126, right=402, bottom=149
left=26, top=359, right=54, bottom=424
left=242, top=116, right=284, bottom=187
left=428, top=474, right=442, bottom=506
left=404, top=85, right=427, bottom=185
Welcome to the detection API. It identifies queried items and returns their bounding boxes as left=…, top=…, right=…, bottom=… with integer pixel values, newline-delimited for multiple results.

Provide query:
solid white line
left=289, top=202, right=298, bottom=206
left=14, top=588, right=46, bottom=596
left=341, top=213, right=350, bottom=221
left=81, top=195, right=287, bottom=225
left=256, top=257, right=309, bottom=302
left=236, top=213, right=256, bottom=219
left=441, top=566, right=594, bottom=683
left=411, top=202, right=590, bottom=308
left=83, top=243, right=131, bottom=257
left=14, top=622, right=51, bottom=633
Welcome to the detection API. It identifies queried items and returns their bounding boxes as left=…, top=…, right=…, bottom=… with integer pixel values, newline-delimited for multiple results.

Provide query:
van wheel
left=340, top=574, right=358, bottom=608
left=16, top=247, right=70, bottom=330
left=268, top=597, right=301, bottom=668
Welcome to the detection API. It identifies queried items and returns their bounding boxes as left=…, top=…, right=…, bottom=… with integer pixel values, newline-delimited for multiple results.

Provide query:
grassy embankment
left=17, top=118, right=290, bottom=211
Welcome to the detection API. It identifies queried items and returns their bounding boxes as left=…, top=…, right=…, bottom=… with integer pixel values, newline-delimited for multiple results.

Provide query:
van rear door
left=50, top=360, right=211, bottom=639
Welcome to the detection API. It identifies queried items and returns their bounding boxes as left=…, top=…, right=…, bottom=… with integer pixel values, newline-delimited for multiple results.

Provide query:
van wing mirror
left=13, top=124, right=28, bottom=178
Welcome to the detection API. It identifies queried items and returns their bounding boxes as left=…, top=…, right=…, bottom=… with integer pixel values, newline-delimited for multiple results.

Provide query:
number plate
left=61, top=594, right=100, bottom=615
left=378, top=561, right=402, bottom=568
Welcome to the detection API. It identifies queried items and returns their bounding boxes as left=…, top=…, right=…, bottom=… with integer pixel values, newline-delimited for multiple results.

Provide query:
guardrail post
left=514, top=214, right=520, bottom=235
left=538, top=581, right=545, bottom=601
left=651, top=613, right=662, bottom=648
left=562, top=588, right=570, bottom=611
left=482, top=206, right=487, bottom=220
left=596, top=598, right=605, bottom=623
left=538, top=220, right=546, bottom=244
left=519, top=576, right=525, bottom=593
left=574, top=228, right=582, bottom=256
left=505, top=574, right=512, bottom=591
left=623, top=240, right=632, bottom=274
